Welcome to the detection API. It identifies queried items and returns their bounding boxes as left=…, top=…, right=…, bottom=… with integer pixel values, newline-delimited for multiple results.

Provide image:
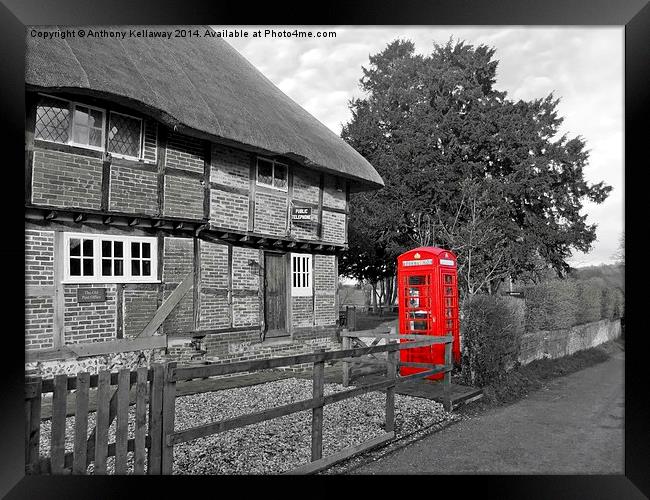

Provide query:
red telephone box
left=397, top=247, right=460, bottom=379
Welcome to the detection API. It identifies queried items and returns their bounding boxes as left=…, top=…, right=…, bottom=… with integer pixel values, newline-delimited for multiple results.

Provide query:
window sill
left=61, top=279, right=161, bottom=285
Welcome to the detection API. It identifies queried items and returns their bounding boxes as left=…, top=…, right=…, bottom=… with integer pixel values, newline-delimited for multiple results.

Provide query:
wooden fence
left=25, top=332, right=452, bottom=475
left=341, top=327, right=453, bottom=404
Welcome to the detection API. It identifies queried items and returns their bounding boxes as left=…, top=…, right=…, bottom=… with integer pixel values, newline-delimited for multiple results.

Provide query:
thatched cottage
left=24, top=26, right=383, bottom=373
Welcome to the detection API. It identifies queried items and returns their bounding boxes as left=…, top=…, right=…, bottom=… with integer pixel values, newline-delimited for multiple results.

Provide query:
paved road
left=352, top=349, right=624, bottom=474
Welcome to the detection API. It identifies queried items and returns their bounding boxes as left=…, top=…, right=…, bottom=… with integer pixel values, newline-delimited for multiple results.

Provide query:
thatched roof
left=25, top=26, right=383, bottom=191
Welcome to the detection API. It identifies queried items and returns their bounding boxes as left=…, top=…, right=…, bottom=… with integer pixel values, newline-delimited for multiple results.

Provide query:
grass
left=460, top=337, right=623, bottom=412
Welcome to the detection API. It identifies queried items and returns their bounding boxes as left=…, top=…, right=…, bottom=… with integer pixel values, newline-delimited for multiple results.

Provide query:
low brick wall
left=518, top=319, right=621, bottom=366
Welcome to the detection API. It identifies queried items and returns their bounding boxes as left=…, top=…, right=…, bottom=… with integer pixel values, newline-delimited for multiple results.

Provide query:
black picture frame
left=1, top=0, right=645, bottom=497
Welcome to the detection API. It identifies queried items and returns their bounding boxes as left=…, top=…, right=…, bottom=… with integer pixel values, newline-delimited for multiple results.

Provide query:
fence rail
left=25, top=330, right=453, bottom=475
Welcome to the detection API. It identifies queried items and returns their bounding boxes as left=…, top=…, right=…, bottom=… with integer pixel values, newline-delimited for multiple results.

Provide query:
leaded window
left=108, top=112, right=143, bottom=159
left=35, top=96, right=71, bottom=144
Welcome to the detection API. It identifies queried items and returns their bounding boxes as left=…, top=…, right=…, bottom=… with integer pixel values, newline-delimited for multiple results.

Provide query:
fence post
left=385, top=341, right=397, bottom=433
left=443, top=338, right=452, bottom=411
left=25, top=377, right=42, bottom=474
left=161, top=362, right=177, bottom=475
left=349, top=306, right=357, bottom=331
left=311, top=349, right=325, bottom=462
left=147, top=363, right=165, bottom=474
left=341, top=332, right=350, bottom=387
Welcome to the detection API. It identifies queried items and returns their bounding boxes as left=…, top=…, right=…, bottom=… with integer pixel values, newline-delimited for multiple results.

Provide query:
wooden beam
left=157, top=126, right=167, bottom=217
left=167, top=378, right=394, bottom=446
left=173, top=340, right=436, bottom=380
left=317, top=173, right=324, bottom=239
left=45, top=211, right=57, bottom=220
left=136, top=270, right=194, bottom=338
left=73, top=213, right=86, bottom=223
left=152, top=219, right=164, bottom=228
left=287, top=432, right=394, bottom=475
left=24, top=336, right=168, bottom=362
left=173, top=221, right=184, bottom=230
left=25, top=285, right=55, bottom=297
left=52, top=232, right=65, bottom=350
left=248, top=155, right=256, bottom=232
left=102, top=215, right=113, bottom=225
left=101, top=156, right=111, bottom=211
left=128, top=217, right=140, bottom=226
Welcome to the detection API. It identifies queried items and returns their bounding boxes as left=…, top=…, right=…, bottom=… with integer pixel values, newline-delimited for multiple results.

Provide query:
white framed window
left=63, top=233, right=158, bottom=283
left=108, top=111, right=143, bottom=160
left=69, top=103, right=105, bottom=151
left=35, top=94, right=106, bottom=152
left=257, top=157, right=288, bottom=191
left=34, top=94, right=148, bottom=160
left=291, top=253, right=312, bottom=297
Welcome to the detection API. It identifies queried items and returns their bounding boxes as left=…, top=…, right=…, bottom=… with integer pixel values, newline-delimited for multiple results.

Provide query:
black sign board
left=77, top=288, right=107, bottom=303
left=291, top=207, right=312, bottom=220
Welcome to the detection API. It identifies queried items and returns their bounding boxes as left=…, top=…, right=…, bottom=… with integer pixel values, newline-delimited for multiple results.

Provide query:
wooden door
left=264, top=253, right=287, bottom=337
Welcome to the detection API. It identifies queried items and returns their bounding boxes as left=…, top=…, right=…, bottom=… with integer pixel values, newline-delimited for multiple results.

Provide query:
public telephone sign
left=402, top=259, right=433, bottom=266
left=291, top=207, right=312, bottom=220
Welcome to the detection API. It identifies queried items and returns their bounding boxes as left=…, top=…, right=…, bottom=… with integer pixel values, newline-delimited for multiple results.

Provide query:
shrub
left=460, top=294, right=524, bottom=387
left=521, top=279, right=578, bottom=331
left=576, top=277, right=606, bottom=324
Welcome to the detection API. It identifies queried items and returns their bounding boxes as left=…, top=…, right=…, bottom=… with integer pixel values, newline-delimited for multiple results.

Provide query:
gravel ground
left=38, top=377, right=456, bottom=475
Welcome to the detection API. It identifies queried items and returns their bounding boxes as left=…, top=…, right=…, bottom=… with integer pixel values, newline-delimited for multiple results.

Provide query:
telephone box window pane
left=408, top=275, right=426, bottom=285
left=445, top=287, right=453, bottom=296
left=445, top=297, right=453, bottom=307
left=411, top=320, right=428, bottom=331
left=445, top=308, right=453, bottom=318
left=70, top=259, right=81, bottom=276
left=444, top=274, right=453, bottom=283
left=83, top=258, right=94, bottom=276
left=70, top=239, right=81, bottom=256
left=446, top=320, right=453, bottom=329
left=407, top=288, right=420, bottom=308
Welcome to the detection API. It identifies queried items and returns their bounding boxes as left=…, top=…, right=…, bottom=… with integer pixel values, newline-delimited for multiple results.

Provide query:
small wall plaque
left=77, top=288, right=107, bottom=303
left=291, top=207, right=312, bottom=220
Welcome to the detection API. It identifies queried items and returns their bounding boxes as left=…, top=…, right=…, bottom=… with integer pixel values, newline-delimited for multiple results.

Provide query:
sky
left=226, top=27, right=624, bottom=267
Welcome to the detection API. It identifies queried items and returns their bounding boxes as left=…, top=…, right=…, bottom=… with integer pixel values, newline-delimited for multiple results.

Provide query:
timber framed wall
left=25, top=89, right=351, bottom=367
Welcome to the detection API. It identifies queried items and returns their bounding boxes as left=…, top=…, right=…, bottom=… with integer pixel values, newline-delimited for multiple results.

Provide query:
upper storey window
left=257, top=157, right=288, bottom=191
left=108, top=111, right=143, bottom=160
left=34, top=94, right=145, bottom=160
left=71, top=104, right=105, bottom=150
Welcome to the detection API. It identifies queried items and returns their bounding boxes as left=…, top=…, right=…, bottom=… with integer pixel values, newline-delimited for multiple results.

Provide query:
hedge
left=460, top=294, right=524, bottom=387
left=576, top=277, right=607, bottom=325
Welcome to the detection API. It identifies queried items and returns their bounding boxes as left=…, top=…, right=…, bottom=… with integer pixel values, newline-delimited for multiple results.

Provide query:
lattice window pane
left=35, top=97, right=70, bottom=143
left=108, top=113, right=142, bottom=158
